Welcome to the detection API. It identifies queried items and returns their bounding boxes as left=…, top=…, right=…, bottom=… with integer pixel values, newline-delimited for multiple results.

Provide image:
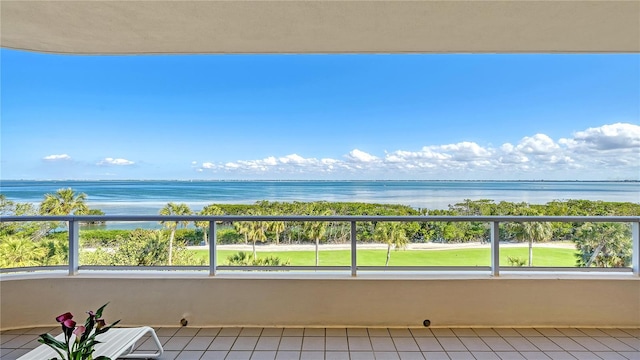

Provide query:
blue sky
left=1, top=50, right=639, bottom=180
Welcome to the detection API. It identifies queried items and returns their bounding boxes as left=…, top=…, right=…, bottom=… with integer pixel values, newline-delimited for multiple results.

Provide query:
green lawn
left=192, top=247, right=578, bottom=267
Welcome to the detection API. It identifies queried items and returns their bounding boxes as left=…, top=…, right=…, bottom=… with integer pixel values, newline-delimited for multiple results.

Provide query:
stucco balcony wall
left=1, top=274, right=638, bottom=330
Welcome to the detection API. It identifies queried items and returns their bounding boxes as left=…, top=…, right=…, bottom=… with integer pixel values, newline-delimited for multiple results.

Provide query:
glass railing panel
left=79, top=222, right=208, bottom=267
left=499, top=221, right=576, bottom=268
left=572, top=221, right=633, bottom=270
left=0, top=220, right=69, bottom=269
left=357, top=221, right=492, bottom=268
left=218, top=221, right=350, bottom=268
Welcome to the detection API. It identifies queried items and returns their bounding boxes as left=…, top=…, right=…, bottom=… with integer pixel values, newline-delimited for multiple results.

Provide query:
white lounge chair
left=18, top=326, right=164, bottom=359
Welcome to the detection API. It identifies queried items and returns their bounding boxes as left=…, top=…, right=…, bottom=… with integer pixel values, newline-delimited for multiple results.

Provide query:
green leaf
left=94, top=303, right=109, bottom=319
left=38, top=333, right=67, bottom=351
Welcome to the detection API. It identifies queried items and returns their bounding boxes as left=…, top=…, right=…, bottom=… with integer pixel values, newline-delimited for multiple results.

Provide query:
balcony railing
left=1, top=215, right=639, bottom=276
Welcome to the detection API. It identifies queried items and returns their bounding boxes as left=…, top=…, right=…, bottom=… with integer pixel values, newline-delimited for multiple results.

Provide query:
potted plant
left=38, top=303, right=120, bottom=360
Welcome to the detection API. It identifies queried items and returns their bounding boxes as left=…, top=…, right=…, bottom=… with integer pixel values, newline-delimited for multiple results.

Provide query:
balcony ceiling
left=1, top=0, right=639, bottom=55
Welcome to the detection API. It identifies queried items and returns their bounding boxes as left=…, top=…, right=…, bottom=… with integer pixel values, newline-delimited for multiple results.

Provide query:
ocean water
left=1, top=180, right=639, bottom=215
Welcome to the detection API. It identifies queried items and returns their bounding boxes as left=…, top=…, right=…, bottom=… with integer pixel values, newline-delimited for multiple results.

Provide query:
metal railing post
left=490, top=221, right=500, bottom=276
left=210, top=221, right=217, bottom=276
left=68, top=219, right=79, bottom=275
left=632, top=221, right=639, bottom=276
left=351, top=221, right=357, bottom=276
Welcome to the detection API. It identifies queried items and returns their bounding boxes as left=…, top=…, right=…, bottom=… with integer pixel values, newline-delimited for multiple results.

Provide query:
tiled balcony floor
left=2, top=326, right=639, bottom=360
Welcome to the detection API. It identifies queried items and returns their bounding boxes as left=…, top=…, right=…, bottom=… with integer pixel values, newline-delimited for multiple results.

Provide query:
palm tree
left=304, top=210, right=331, bottom=266
left=373, top=222, right=409, bottom=266
left=523, top=221, right=552, bottom=266
left=0, top=236, right=48, bottom=267
left=268, top=217, right=285, bottom=245
left=159, top=202, right=192, bottom=265
left=194, top=205, right=224, bottom=245
left=509, top=220, right=552, bottom=266
left=39, top=188, right=89, bottom=234
left=234, top=221, right=251, bottom=245
left=249, top=219, right=268, bottom=261
left=39, top=188, right=89, bottom=215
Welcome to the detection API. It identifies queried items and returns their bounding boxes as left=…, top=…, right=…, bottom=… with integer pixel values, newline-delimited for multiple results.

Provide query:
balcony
left=1, top=215, right=639, bottom=333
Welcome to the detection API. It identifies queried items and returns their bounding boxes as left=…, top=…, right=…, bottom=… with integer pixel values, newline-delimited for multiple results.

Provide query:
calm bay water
left=1, top=180, right=639, bottom=215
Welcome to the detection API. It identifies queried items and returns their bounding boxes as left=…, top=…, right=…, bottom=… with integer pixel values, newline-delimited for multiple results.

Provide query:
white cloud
left=562, top=123, right=640, bottom=151
left=97, top=157, right=135, bottom=166
left=515, top=134, right=559, bottom=154
left=345, top=149, right=378, bottom=163
left=195, top=123, right=639, bottom=179
left=43, top=154, right=71, bottom=161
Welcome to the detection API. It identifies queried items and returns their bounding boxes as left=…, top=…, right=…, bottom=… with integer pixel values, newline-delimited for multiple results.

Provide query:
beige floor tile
left=255, top=336, right=281, bottom=351
left=549, top=338, right=586, bottom=352
left=250, top=351, right=276, bottom=360
left=430, top=328, right=455, bottom=337
left=398, top=351, right=427, bottom=360
left=275, top=350, right=300, bottom=360
left=175, top=350, right=205, bottom=360
left=458, top=337, right=490, bottom=351
left=300, top=350, right=324, bottom=360
left=218, top=328, right=242, bottom=337
left=201, top=350, right=228, bottom=359
left=278, top=336, right=302, bottom=351
left=389, top=329, right=413, bottom=337
left=472, top=352, right=501, bottom=360
left=446, top=351, right=475, bottom=360
left=567, top=351, right=601, bottom=359
left=347, top=328, right=369, bottom=337
left=240, top=328, right=264, bottom=337
left=482, top=337, right=515, bottom=351
left=374, top=351, right=401, bottom=360
left=371, top=337, right=396, bottom=351
left=325, top=328, right=347, bottom=337
left=184, top=336, right=215, bottom=350
left=325, top=351, right=350, bottom=359
left=226, top=350, right=252, bottom=360
left=451, top=328, right=476, bottom=337
left=519, top=351, right=552, bottom=359
left=393, top=337, right=420, bottom=351
left=325, top=336, right=348, bottom=351
left=473, top=328, right=499, bottom=337
left=302, top=336, right=325, bottom=351
left=437, top=337, right=466, bottom=351
left=541, top=352, right=577, bottom=360
left=421, top=351, right=449, bottom=360
left=175, top=327, right=200, bottom=336
left=592, top=352, right=628, bottom=360
left=196, top=327, right=222, bottom=336
left=349, top=351, right=375, bottom=360
left=415, top=337, right=443, bottom=352
left=260, top=328, right=284, bottom=337
left=208, top=336, right=237, bottom=351
left=410, top=328, right=434, bottom=337
left=348, top=337, right=373, bottom=351
left=303, top=328, right=325, bottom=337
left=281, top=328, right=304, bottom=337
left=495, top=351, right=527, bottom=360
left=368, top=328, right=391, bottom=337
left=571, top=336, right=612, bottom=351
left=232, top=336, right=259, bottom=351
left=596, top=337, right=637, bottom=352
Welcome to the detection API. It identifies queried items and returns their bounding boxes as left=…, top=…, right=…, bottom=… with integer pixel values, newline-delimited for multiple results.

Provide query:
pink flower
left=62, top=319, right=76, bottom=329
left=86, top=311, right=95, bottom=318
left=55, top=312, right=73, bottom=323
left=73, top=326, right=86, bottom=339
left=95, top=319, right=106, bottom=329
